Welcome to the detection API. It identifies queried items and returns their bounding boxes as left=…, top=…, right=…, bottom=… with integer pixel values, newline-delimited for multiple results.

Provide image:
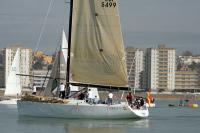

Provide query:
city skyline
left=0, top=0, right=200, bottom=54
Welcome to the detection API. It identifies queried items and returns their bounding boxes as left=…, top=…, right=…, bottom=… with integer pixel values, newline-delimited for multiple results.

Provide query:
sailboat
left=17, top=0, right=149, bottom=119
left=0, top=48, right=21, bottom=105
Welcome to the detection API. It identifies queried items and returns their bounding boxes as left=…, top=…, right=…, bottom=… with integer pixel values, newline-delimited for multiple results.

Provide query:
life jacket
left=146, top=92, right=153, bottom=104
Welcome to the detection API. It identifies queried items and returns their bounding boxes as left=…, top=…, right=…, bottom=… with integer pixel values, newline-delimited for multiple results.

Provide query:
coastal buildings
left=144, top=45, right=176, bottom=91
left=179, top=56, right=200, bottom=65
left=0, top=50, right=5, bottom=88
left=0, top=44, right=199, bottom=93
left=33, top=69, right=51, bottom=89
left=144, top=48, right=158, bottom=91
left=175, top=70, right=200, bottom=92
left=33, top=66, right=66, bottom=90
left=126, top=47, right=144, bottom=90
left=0, top=45, right=33, bottom=89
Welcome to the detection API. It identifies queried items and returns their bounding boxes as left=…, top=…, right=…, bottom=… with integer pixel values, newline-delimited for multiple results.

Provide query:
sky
left=0, top=0, right=200, bottom=55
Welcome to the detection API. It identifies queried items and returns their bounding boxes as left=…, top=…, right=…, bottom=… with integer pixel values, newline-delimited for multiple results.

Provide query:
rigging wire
left=127, top=56, right=135, bottom=93
left=34, top=0, right=55, bottom=52
left=127, top=57, right=135, bottom=79
left=32, top=0, right=54, bottom=90
left=39, top=1, right=70, bottom=96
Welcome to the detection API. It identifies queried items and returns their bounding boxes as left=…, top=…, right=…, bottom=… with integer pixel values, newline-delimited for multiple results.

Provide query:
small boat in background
left=0, top=49, right=21, bottom=105
left=187, top=98, right=199, bottom=108
left=146, top=102, right=156, bottom=108
left=146, top=90, right=155, bottom=108
left=168, top=98, right=199, bottom=108
left=188, top=103, right=198, bottom=108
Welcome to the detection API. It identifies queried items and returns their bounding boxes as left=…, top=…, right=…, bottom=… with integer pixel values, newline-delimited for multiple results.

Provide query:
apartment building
left=1, top=45, right=33, bottom=89
left=144, top=45, right=176, bottom=91
left=33, top=69, right=51, bottom=89
left=179, top=56, right=200, bottom=65
left=126, top=47, right=144, bottom=90
left=33, top=67, right=66, bottom=90
left=175, top=70, right=200, bottom=92
left=144, top=48, right=158, bottom=91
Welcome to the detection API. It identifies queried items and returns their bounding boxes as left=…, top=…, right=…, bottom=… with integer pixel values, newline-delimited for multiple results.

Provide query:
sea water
left=0, top=100, right=200, bottom=133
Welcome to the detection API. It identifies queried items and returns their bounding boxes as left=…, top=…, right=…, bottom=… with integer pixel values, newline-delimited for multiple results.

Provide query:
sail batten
left=70, top=0, right=128, bottom=87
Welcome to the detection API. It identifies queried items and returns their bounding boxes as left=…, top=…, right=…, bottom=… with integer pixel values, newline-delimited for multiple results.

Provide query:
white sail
left=43, top=30, right=68, bottom=96
left=70, top=0, right=128, bottom=87
left=60, top=30, right=68, bottom=83
left=61, top=30, right=68, bottom=63
left=4, top=49, right=21, bottom=96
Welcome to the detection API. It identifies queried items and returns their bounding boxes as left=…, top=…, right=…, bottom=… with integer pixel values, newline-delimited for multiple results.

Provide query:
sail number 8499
left=101, top=0, right=116, bottom=8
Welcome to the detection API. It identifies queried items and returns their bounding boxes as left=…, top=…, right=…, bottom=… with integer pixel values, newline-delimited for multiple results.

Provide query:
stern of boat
left=128, top=106, right=149, bottom=118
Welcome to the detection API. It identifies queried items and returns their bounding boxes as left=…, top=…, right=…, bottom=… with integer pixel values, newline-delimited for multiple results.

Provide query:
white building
left=1, top=45, right=33, bottom=89
left=175, top=70, right=200, bottom=92
left=145, top=48, right=158, bottom=91
left=33, top=69, right=51, bottom=89
left=33, top=67, right=66, bottom=90
left=178, top=56, right=200, bottom=65
left=126, top=47, right=144, bottom=89
left=145, top=45, right=176, bottom=91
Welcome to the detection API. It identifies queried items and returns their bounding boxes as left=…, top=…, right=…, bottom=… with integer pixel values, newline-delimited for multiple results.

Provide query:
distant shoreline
left=1, top=90, right=199, bottom=100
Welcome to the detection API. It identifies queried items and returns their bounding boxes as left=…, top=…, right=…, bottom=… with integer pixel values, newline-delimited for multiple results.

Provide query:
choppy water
left=0, top=100, right=200, bottom=133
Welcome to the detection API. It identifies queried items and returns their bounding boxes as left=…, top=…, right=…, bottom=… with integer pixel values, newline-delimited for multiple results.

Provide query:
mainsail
left=70, top=0, right=128, bottom=87
left=44, top=30, right=68, bottom=96
left=4, top=49, right=21, bottom=96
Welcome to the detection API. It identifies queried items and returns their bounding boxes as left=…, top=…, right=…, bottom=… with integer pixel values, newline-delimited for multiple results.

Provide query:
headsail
left=43, top=51, right=60, bottom=97
left=70, top=0, right=128, bottom=87
left=60, top=30, right=68, bottom=84
left=62, top=30, right=68, bottom=63
left=44, top=30, right=68, bottom=96
left=4, top=49, right=21, bottom=96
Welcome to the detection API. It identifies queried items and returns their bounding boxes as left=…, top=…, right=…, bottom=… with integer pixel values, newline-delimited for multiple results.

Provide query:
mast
left=58, top=44, right=61, bottom=85
left=66, top=0, right=73, bottom=91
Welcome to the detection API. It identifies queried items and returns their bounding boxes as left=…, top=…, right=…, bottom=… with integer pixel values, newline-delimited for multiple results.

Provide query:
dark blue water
left=0, top=100, right=200, bottom=133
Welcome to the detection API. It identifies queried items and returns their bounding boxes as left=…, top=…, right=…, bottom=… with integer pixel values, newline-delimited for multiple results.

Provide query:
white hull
left=0, top=98, right=18, bottom=105
left=146, top=103, right=156, bottom=108
left=17, top=100, right=149, bottom=119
